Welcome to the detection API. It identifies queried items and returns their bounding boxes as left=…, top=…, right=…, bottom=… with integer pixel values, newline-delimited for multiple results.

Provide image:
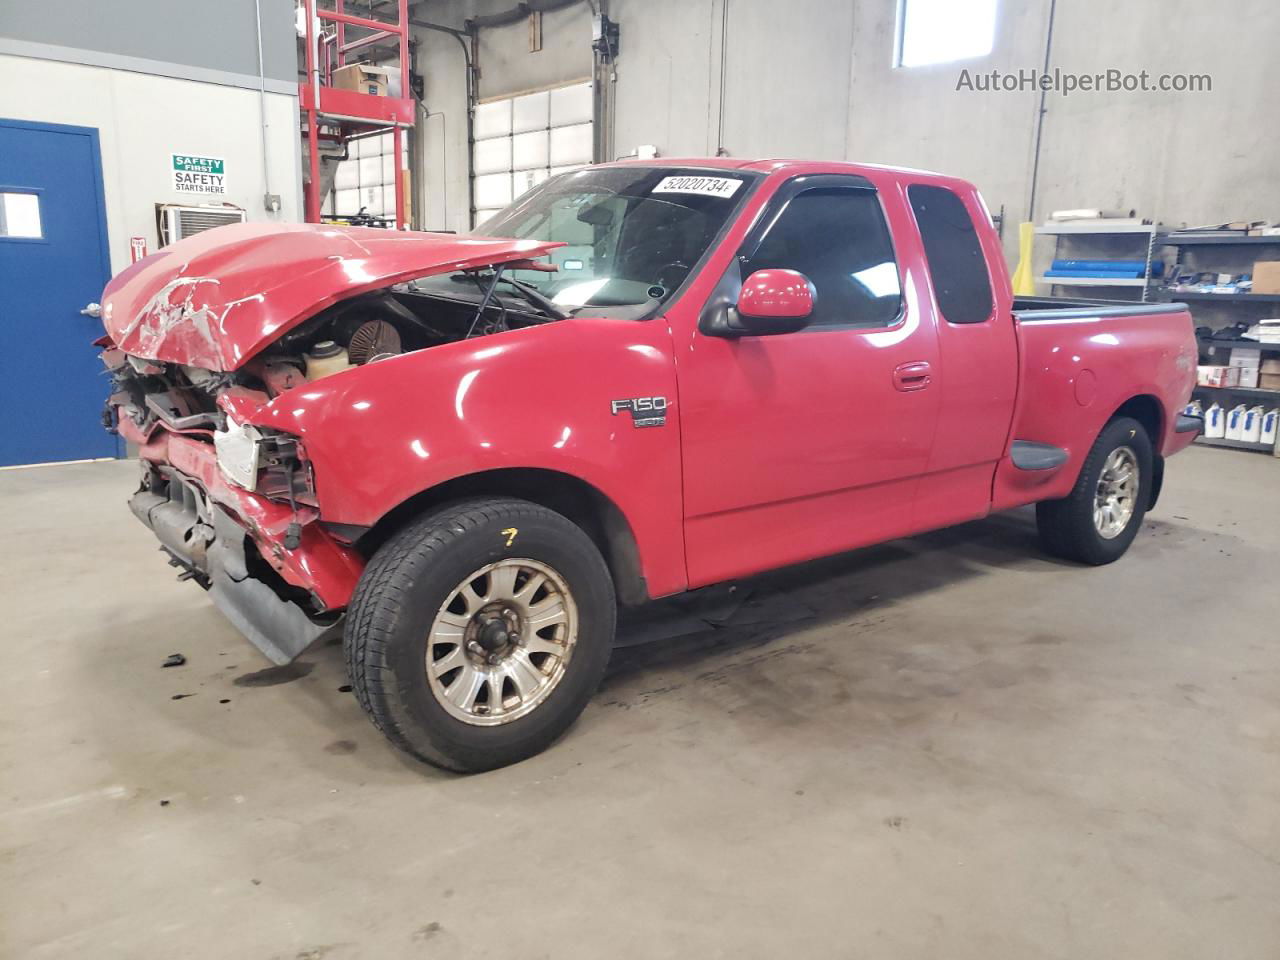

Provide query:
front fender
left=242, top=317, right=688, bottom=597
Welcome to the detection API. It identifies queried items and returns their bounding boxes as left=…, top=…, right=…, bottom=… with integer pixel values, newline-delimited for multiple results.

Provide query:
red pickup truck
left=99, top=159, right=1200, bottom=771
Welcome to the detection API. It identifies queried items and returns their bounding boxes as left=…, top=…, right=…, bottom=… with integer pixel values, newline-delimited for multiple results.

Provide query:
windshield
left=420, top=166, right=757, bottom=311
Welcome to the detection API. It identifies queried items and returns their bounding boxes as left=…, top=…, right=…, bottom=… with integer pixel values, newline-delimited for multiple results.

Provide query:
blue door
left=0, top=119, right=117, bottom=466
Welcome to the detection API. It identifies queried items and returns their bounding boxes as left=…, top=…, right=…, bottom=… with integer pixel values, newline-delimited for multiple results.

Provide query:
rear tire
left=344, top=498, right=616, bottom=772
left=1036, top=416, right=1152, bottom=565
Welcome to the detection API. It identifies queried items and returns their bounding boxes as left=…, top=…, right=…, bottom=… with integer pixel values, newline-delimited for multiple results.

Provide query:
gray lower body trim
left=1010, top=440, right=1070, bottom=470
left=1175, top=414, right=1204, bottom=434
left=0, top=38, right=297, bottom=95
left=1013, top=296, right=1189, bottom=322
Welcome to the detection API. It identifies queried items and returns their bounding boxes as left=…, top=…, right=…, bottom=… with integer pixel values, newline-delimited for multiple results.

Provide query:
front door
left=676, top=175, right=942, bottom=587
left=0, top=119, right=116, bottom=466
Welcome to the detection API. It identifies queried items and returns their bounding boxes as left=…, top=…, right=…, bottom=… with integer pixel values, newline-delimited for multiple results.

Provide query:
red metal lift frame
left=301, top=0, right=412, bottom=228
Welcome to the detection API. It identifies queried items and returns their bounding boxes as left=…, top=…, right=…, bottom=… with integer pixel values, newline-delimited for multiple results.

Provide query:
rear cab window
left=908, top=184, right=993, bottom=324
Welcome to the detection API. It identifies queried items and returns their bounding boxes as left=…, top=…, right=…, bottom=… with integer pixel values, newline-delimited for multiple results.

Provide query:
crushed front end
left=96, top=223, right=567, bottom=663
left=103, top=345, right=363, bottom=664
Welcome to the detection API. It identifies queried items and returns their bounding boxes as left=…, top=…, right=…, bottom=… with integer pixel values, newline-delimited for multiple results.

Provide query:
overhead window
left=908, top=184, right=993, bottom=324
left=896, top=0, right=998, bottom=68
left=326, top=131, right=407, bottom=225
left=743, top=186, right=902, bottom=329
left=471, top=80, right=594, bottom=228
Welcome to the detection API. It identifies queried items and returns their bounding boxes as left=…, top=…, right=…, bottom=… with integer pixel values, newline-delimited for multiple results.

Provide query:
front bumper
left=127, top=429, right=364, bottom=664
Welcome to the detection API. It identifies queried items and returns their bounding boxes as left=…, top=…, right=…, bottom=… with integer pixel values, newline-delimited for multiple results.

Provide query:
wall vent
left=156, top=204, right=247, bottom=246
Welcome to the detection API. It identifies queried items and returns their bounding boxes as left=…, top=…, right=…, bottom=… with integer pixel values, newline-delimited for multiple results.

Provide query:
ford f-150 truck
left=98, top=159, right=1200, bottom=771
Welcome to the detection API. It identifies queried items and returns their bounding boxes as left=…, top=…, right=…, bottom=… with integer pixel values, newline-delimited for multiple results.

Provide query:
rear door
left=0, top=119, right=116, bottom=466
left=905, top=182, right=1018, bottom=528
left=676, top=174, right=942, bottom=587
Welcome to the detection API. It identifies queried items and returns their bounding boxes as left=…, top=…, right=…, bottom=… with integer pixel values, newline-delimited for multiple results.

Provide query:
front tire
left=344, top=498, right=616, bottom=772
left=1035, top=416, right=1152, bottom=565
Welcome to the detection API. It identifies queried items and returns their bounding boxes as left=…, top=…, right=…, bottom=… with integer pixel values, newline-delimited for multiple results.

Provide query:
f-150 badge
left=611, top=396, right=668, bottom=428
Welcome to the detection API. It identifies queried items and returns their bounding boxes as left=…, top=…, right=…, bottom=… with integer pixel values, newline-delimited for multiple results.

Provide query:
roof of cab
left=599, top=155, right=952, bottom=181
left=593, top=152, right=972, bottom=190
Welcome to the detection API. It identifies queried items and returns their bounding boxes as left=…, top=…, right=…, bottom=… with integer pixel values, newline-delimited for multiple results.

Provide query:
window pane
left=1, top=192, right=42, bottom=238
left=473, top=136, right=513, bottom=175
left=743, top=187, right=901, bottom=328
left=473, top=99, right=512, bottom=139
left=898, top=0, right=997, bottom=68
left=908, top=184, right=993, bottom=324
left=549, top=123, right=593, bottom=166
left=549, top=82, right=593, bottom=126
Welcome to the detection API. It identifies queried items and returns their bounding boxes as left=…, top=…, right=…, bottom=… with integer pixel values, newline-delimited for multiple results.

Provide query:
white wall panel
left=473, top=98, right=512, bottom=139
left=550, top=82, right=592, bottom=126
left=549, top=123, right=592, bottom=166
left=468, top=81, right=594, bottom=228
left=512, top=90, right=550, bottom=133
left=512, top=131, right=549, bottom=171
left=0, top=55, right=299, bottom=272
left=473, top=136, right=512, bottom=175
left=474, top=173, right=513, bottom=209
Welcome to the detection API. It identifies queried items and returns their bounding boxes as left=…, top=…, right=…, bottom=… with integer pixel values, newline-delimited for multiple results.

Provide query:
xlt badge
left=611, top=396, right=668, bottom=428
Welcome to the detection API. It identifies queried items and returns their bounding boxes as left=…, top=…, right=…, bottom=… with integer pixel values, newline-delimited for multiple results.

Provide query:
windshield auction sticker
left=172, top=154, right=227, bottom=195
left=652, top=175, right=742, bottom=198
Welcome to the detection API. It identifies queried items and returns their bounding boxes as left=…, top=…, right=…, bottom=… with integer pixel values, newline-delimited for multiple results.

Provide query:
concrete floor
left=1, top=448, right=1277, bottom=959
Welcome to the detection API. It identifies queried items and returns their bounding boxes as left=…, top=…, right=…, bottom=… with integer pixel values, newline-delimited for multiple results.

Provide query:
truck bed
left=992, top=297, right=1198, bottom=512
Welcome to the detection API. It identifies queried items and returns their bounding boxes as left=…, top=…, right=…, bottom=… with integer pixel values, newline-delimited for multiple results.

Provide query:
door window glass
left=0, top=192, right=42, bottom=238
left=908, top=184, right=993, bottom=324
left=742, top=187, right=901, bottom=328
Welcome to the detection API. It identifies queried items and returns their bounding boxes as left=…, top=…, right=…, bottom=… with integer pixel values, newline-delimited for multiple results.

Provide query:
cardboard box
left=1261, top=357, right=1280, bottom=375
left=331, top=63, right=389, bottom=97
left=1253, top=261, right=1280, bottom=295
left=1260, top=372, right=1280, bottom=391
left=1230, top=347, right=1261, bottom=387
left=1197, top=365, right=1242, bottom=388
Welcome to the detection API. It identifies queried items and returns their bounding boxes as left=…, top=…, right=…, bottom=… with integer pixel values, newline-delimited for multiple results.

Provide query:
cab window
left=908, top=184, right=993, bottom=324
left=741, top=186, right=902, bottom=329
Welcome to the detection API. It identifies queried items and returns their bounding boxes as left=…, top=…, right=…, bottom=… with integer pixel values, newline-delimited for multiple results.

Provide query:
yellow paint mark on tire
left=501, top=527, right=518, bottom=547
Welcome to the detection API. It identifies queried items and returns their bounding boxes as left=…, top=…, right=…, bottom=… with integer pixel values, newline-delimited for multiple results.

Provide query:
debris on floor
left=161, top=653, right=186, bottom=668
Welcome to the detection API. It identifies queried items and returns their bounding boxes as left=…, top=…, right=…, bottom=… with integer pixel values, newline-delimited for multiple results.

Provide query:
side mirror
left=735, top=268, right=815, bottom=335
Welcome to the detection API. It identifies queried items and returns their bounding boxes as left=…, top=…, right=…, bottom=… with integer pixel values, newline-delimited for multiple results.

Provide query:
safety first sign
left=172, top=154, right=226, bottom=195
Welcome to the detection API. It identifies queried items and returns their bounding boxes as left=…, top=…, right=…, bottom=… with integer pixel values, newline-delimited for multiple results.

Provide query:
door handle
left=893, top=361, right=932, bottom=392
left=80, top=302, right=101, bottom=318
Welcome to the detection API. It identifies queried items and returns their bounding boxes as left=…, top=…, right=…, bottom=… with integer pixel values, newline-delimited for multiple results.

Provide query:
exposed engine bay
left=104, top=279, right=554, bottom=440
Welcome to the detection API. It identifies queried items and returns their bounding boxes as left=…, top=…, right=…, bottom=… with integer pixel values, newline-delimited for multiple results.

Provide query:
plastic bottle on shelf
left=1242, top=405, right=1264, bottom=443
left=1204, top=403, right=1225, bottom=438
left=1224, top=404, right=1247, bottom=440
left=1260, top=408, right=1279, bottom=446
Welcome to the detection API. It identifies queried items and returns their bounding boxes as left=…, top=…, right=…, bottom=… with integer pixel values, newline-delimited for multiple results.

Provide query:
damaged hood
left=101, top=223, right=564, bottom=370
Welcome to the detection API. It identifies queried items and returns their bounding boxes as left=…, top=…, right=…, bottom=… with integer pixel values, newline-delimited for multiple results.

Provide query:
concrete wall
left=0, top=0, right=300, bottom=274
left=0, top=56, right=300, bottom=274
left=414, top=0, right=1280, bottom=261
left=0, top=0, right=297, bottom=87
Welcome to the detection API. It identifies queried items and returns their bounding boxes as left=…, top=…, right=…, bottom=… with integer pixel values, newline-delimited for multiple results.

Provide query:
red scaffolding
left=300, top=0, right=414, bottom=228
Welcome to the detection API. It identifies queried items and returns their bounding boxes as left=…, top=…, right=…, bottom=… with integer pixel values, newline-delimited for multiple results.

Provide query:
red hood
left=101, top=223, right=563, bottom=370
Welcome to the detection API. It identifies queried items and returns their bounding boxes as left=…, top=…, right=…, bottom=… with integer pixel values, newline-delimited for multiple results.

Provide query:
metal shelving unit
left=1034, top=222, right=1161, bottom=301
left=1157, top=234, right=1280, bottom=246
left=1161, top=291, right=1280, bottom=304
left=1194, top=436, right=1275, bottom=454
left=1155, top=234, right=1280, bottom=308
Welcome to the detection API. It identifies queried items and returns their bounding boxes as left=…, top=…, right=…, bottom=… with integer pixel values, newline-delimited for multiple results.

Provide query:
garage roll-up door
left=326, top=131, right=408, bottom=222
left=472, top=80, right=593, bottom=227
